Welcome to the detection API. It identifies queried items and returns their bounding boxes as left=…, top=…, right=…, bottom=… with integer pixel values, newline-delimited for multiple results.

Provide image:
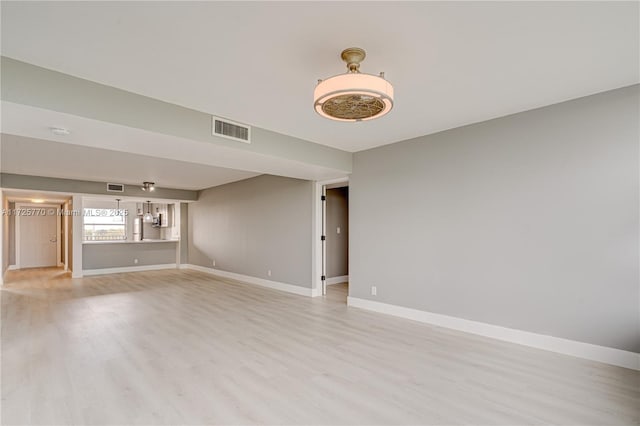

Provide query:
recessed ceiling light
left=31, top=199, right=45, bottom=203
left=50, top=126, right=71, bottom=136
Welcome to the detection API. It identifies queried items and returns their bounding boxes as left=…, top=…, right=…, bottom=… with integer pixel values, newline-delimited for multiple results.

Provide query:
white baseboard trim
left=347, top=297, right=640, bottom=371
left=7, top=265, right=18, bottom=271
left=83, top=263, right=177, bottom=276
left=326, top=275, right=349, bottom=285
left=182, top=264, right=314, bottom=297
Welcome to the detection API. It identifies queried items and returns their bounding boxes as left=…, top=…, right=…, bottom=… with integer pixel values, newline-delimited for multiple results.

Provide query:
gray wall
left=350, top=85, right=639, bottom=352
left=326, top=187, right=349, bottom=278
left=1, top=173, right=198, bottom=201
left=189, top=175, right=313, bottom=288
left=83, top=242, right=177, bottom=270
left=3, top=201, right=16, bottom=269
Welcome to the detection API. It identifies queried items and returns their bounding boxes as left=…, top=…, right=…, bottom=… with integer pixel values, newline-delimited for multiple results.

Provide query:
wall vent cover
left=212, top=116, right=251, bottom=143
left=107, top=183, right=125, bottom=192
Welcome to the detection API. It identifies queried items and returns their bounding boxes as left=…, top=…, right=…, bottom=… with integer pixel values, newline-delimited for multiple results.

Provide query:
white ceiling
left=1, top=101, right=351, bottom=184
left=1, top=133, right=260, bottom=190
left=3, top=189, right=70, bottom=205
left=2, top=2, right=637, bottom=153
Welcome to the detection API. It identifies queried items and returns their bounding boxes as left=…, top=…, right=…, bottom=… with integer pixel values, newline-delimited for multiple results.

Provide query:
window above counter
left=83, top=208, right=127, bottom=241
left=82, top=198, right=182, bottom=243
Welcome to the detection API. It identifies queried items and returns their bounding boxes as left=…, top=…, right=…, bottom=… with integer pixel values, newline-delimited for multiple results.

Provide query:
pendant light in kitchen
left=143, top=200, right=154, bottom=223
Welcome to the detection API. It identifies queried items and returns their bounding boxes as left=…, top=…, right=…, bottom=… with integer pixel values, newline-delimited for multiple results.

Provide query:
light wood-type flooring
left=1, top=268, right=639, bottom=425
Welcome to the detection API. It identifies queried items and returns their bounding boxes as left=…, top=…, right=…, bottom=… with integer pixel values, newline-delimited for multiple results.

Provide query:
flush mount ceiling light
left=50, top=126, right=70, bottom=136
left=314, top=47, right=394, bottom=122
left=141, top=181, right=155, bottom=192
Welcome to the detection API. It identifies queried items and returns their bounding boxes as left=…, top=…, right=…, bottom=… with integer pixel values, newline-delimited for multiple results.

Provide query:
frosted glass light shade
left=314, top=73, right=394, bottom=122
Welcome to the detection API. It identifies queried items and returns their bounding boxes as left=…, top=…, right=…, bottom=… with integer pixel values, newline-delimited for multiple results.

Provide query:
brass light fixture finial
left=341, top=47, right=366, bottom=73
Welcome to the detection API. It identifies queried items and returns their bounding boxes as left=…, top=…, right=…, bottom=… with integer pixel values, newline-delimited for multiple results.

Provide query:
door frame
left=312, top=177, right=349, bottom=297
left=63, top=200, right=70, bottom=271
left=15, top=203, right=62, bottom=269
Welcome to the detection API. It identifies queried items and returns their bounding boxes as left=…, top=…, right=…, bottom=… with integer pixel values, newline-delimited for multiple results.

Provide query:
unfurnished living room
left=0, top=1, right=639, bottom=425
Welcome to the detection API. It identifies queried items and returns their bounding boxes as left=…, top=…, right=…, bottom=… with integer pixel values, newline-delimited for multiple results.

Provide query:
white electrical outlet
left=337, top=227, right=341, bottom=234
left=268, top=270, right=272, bottom=277
left=134, top=259, right=139, bottom=264
left=371, top=286, right=377, bottom=296
left=213, top=260, right=216, bottom=267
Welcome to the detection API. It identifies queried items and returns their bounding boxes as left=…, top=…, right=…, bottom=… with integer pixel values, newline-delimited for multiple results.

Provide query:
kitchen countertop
left=83, top=239, right=179, bottom=245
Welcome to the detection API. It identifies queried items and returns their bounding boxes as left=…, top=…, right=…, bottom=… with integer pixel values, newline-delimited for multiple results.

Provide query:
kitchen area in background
left=82, top=196, right=184, bottom=274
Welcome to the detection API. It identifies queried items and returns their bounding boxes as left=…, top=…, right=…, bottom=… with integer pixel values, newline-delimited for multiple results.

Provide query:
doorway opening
left=324, top=184, right=349, bottom=303
left=314, top=177, right=349, bottom=301
left=3, top=190, right=72, bottom=278
left=15, top=202, right=61, bottom=269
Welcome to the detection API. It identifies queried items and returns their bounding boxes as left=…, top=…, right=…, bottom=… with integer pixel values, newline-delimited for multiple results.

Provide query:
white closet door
left=20, top=213, right=57, bottom=268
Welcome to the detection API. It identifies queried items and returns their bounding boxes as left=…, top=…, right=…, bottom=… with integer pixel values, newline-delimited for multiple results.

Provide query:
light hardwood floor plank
left=1, top=268, right=639, bottom=425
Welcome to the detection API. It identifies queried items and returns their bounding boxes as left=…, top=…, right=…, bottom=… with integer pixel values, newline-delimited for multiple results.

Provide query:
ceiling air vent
left=212, top=116, right=251, bottom=143
left=107, top=183, right=125, bottom=192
